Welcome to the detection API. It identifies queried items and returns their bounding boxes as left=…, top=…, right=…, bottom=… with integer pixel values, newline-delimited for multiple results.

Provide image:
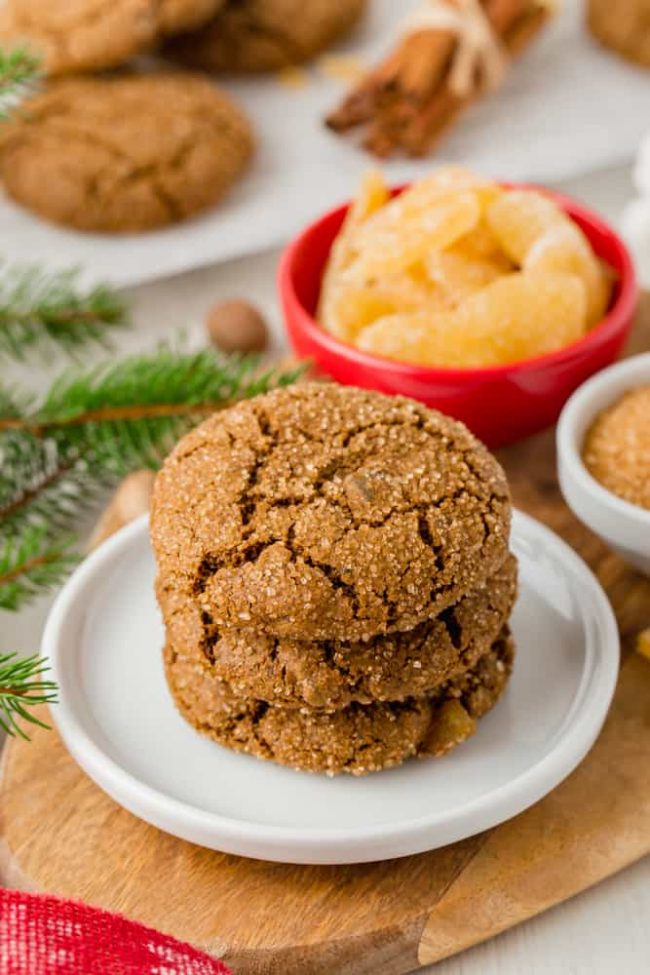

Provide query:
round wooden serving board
left=1, top=301, right=649, bottom=975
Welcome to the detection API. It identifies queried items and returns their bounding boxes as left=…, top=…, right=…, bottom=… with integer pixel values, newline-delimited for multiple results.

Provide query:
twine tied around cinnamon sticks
left=401, top=0, right=508, bottom=98
left=326, top=0, right=550, bottom=158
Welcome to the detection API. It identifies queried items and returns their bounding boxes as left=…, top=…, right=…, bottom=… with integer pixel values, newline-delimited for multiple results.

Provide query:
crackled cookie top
left=0, top=0, right=224, bottom=75
left=0, top=73, right=253, bottom=233
left=159, top=555, right=517, bottom=709
left=166, top=0, right=367, bottom=73
left=165, top=628, right=514, bottom=775
left=151, top=384, right=511, bottom=641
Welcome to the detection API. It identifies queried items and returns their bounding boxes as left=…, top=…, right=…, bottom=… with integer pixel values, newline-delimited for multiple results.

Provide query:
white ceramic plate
left=44, top=510, right=619, bottom=865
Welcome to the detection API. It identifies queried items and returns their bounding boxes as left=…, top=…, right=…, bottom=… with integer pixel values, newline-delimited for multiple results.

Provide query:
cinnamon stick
left=326, top=0, right=549, bottom=159
left=403, top=3, right=549, bottom=157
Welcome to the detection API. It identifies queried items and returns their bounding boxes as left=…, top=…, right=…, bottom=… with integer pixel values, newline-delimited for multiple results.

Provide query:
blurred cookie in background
left=0, top=0, right=226, bottom=75
left=587, top=0, right=650, bottom=68
left=165, top=0, right=367, bottom=74
left=0, top=73, right=253, bottom=233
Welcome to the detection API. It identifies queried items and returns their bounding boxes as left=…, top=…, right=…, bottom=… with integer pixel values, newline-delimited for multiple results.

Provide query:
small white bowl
left=557, top=353, right=650, bottom=576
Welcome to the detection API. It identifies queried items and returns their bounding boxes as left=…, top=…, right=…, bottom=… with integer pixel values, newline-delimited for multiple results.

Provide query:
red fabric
left=0, top=889, right=232, bottom=975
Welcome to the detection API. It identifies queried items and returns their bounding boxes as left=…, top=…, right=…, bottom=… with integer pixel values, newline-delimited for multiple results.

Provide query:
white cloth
left=1, top=0, right=648, bottom=287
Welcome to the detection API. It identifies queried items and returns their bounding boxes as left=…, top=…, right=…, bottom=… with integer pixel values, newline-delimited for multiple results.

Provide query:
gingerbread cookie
left=151, top=384, right=512, bottom=642
left=0, top=0, right=225, bottom=76
left=165, top=628, right=514, bottom=775
left=159, top=555, right=517, bottom=709
left=166, top=0, right=367, bottom=73
left=0, top=73, right=253, bottom=233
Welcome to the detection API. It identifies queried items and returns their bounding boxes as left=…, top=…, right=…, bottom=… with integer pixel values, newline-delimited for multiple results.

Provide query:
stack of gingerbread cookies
left=151, top=384, right=517, bottom=775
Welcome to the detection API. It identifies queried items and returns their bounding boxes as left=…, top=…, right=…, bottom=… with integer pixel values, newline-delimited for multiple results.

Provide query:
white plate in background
left=3, top=1, right=648, bottom=287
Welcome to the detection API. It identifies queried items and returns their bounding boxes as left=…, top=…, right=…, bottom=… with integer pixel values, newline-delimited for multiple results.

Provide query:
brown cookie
left=0, top=0, right=225, bottom=76
left=587, top=0, right=650, bottom=68
left=151, top=384, right=512, bottom=642
left=164, top=627, right=515, bottom=775
left=166, top=0, right=367, bottom=73
left=0, top=73, right=253, bottom=233
left=159, top=554, right=518, bottom=709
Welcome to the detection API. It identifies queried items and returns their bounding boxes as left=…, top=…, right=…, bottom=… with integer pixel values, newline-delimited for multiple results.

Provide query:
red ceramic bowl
left=278, top=185, right=638, bottom=448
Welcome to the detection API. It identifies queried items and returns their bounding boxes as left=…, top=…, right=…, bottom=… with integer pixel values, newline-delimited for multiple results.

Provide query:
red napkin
left=0, top=889, right=232, bottom=974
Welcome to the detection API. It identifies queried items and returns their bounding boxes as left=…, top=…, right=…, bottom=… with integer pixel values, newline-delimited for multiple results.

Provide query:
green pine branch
left=0, top=438, right=102, bottom=535
left=0, top=525, right=78, bottom=611
left=0, top=652, right=58, bottom=739
left=2, top=343, right=300, bottom=457
left=0, top=47, right=40, bottom=120
left=0, top=343, right=303, bottom=552
left=0, top=266, right=129, bottom=360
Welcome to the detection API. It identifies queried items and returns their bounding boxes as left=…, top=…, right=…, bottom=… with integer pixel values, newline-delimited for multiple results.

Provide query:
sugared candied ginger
left=318, top=168, right=613, bottom=369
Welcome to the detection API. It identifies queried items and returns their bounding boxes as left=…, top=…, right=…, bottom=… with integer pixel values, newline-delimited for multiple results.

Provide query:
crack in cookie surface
left=164, top=627, right=515, bottom=775
left=151, top=384, right=512, bottom=641
left=159, top=555, right=517, bottom=709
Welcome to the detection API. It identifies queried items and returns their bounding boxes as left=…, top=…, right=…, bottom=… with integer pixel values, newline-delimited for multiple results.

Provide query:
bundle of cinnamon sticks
left=326, top=0, right=550, bottom=158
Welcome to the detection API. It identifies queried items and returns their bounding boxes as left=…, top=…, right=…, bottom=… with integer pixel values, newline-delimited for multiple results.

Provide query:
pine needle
left=0, top=525, right=78, bottom=611
left=0, top=344, right=303, bottom=476
left=0, top=437, right=100, bottom=535
left=0, top=266, right=128, bottom=360
left=0, top=47, right=40, bottom=121
left=0, top=652, right=57, bottom=739
left=0, top=344, right=304, bottom=584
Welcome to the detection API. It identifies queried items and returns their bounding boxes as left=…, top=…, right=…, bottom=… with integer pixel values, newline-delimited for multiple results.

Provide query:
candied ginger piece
left=486, top=189, right=567, bottom=264
left=321, top=270, right=445, bottom=342
left=426, top=250, right=504, bottom=306
left=454, top=222, right=513, bottom=267
left=348, top=190, right=481, bottom=278
left=455, top=271, right=588, bottom=366
left=356, top=309, right=458, bottom=366
left=318, top=169, right=389, bottom=328
left=637, top=628, right=650, bottom=663
left=422, top=700, right=477, bottom=757
left=397, top=166, right=502, bottom=211
left=525, top=224, right=612, bottom=326
left=346, top=169, right=390, bottom=229
left=357, top=271, right=588, bottom=368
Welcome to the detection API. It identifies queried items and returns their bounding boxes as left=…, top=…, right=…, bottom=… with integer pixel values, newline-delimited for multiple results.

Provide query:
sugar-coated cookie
left=0, top=0, right=225, bottom=75
left=166, top=0, right=367, bottom=73
left=0, top=73, right=253, bottom=233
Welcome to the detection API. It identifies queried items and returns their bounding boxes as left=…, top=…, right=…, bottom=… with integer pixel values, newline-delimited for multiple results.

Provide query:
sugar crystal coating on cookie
left=165, top=627, right=515, bottom=775
left=159, top=554, right=517, bottom=709
left=151, top=384, right=512, bottom=641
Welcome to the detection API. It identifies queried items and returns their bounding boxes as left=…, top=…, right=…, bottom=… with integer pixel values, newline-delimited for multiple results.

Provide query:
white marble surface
left=1, top=164, right=648, bottom=974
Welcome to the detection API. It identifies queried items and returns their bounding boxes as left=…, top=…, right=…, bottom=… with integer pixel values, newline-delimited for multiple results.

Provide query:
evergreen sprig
left=0, top=266, right=128, bottom=360
left=0, top=343, right=303, bottom=540
left=0, top=652, right=58, bottom=738
left=0, top=525, right=78, bottom=612
left=0, top=47, right=40, bottom=120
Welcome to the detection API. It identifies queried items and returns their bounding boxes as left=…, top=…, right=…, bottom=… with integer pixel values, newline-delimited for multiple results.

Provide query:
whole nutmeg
left=205, top=299, right=269, bottom=354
